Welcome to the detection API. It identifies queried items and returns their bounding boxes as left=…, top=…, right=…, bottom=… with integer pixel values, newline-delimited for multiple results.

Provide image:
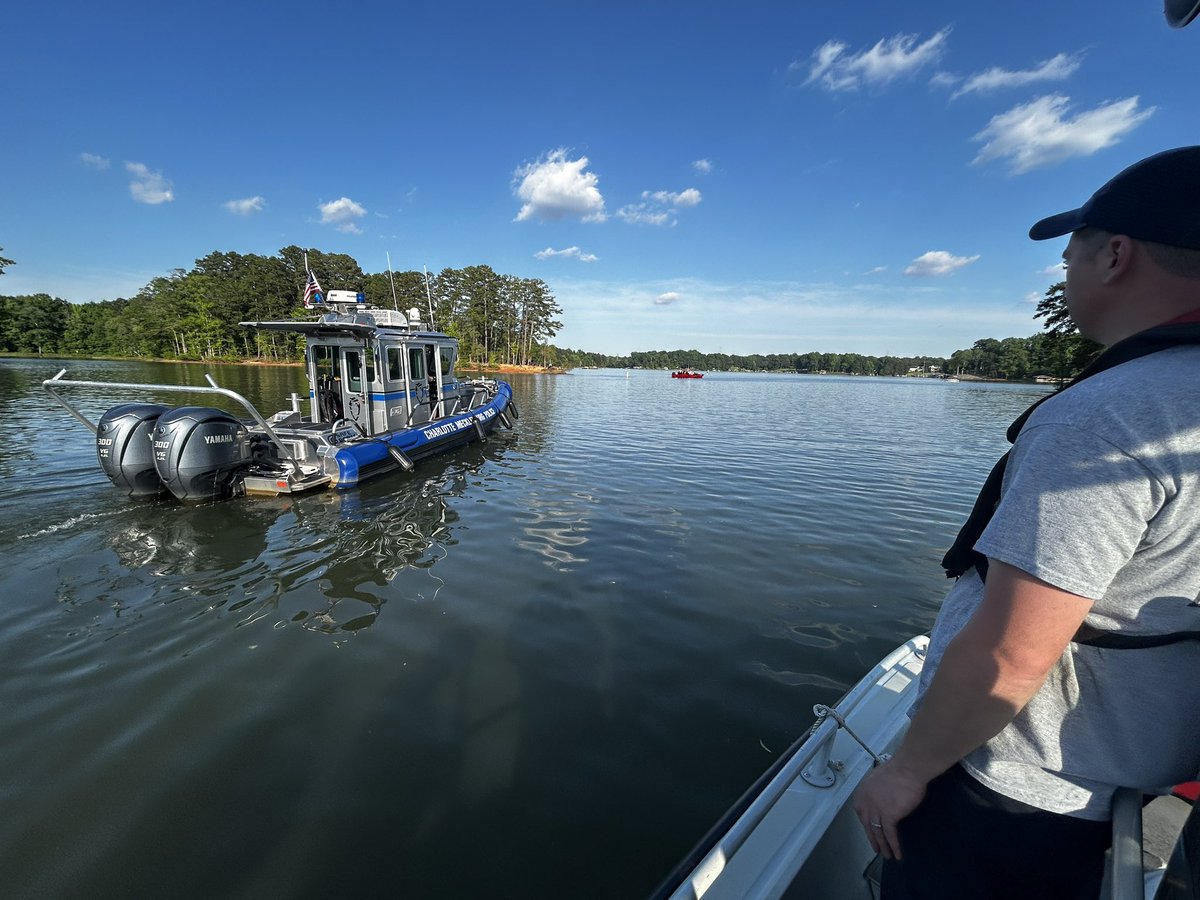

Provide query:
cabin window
left=408, top=347, right=425, bottom=381
left=363, top=347, right=377, bottom=385
left=345, top=351, right=363, bottom=393
left=387, top=347, right=403, bottom=383
left=439, top=345, right=456, bottom=378
left=312, top=345, right=338, bottom=384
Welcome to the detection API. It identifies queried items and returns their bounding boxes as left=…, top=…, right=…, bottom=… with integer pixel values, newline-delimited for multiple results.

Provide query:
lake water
left=0, top=359, right=1051, bottom=899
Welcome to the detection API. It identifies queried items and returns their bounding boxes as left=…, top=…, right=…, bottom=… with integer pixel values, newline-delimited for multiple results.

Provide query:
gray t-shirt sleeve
left=974, top=422, right=1167, bottom=600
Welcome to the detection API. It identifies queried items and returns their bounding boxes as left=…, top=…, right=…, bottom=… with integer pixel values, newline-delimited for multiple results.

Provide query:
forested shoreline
left=0, top=245, right=1095, bottom=380
left=0, top=247, right=564, bottom=369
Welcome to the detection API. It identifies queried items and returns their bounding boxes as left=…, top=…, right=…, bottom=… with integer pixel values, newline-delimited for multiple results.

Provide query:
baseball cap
left=1029, top=146, right=1200, bottom=249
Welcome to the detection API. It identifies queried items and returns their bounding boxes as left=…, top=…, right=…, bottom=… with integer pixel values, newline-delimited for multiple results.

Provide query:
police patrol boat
left=43, top=290, right=517, bottom=503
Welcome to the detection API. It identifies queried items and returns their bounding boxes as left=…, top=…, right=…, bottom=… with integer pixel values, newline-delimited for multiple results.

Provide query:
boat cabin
left=253, top=291, right=463, bottom=437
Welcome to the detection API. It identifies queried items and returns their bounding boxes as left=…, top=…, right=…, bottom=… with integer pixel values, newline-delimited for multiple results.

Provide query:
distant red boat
left=671, top=370, right=704, bottom=379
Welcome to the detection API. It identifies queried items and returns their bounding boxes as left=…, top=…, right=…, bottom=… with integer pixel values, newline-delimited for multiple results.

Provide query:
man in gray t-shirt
left=853, top=147, right=1200, bottom=899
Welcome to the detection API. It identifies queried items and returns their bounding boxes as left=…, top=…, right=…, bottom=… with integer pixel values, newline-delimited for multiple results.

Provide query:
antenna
left=422, top=265, right=435, bottom=329
left=386, top=252, right=399, bottom=310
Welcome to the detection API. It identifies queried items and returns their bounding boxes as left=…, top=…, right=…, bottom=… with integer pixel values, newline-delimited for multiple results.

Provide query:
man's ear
left=1102, top=234, right=1137, bottom=282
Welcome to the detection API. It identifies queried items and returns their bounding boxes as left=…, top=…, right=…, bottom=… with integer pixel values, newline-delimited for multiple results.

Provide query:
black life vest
left=940, top=322, right=1200, bottom=649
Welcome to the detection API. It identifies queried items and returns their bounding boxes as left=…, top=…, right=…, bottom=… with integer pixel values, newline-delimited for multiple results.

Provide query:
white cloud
left=1023, top=291, right=1042, bottom=304
left=535, top=246, right=599, bottom=262
left=646, top=188, right=702, bottom=207
left=904, top=250, right=980, bottom=277
left=617, top=187, right=702, bottom=226
left=126, top=162, right=174, bottom=204
left=513, top=149, right=606, bottom=222
left=319, top=196, right=368, bottom=233
left=80, top=152, right=110, bottom=170
left=801, top=28, right=950, bottom=91
left=655, top=292, right=682, bottom=305
left=801, top=40, right=848, bottom=84
left=617, top=206, right=672, bottom=226
left=692, top=159, right=713, bottom=174
left=972, top=94, right=1154, bottom=173
left=951, top=52, right=1083, bottom=99
left=866, top=265, right=888, bottom=274
left=224, top=196, right=265, bottom=216
left=1042, top=262, right=1066, bottom=276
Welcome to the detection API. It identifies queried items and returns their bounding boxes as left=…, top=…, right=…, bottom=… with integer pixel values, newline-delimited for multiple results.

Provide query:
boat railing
left=654, top=636, right=927, bottom=900
left=43, top=369, right=302, bottom=474
left=464, top=383, right=492, bottom=411
left=392, top=378, right=501, bottom=429
left=403, top=400, right=439, bottom=428
left=1106, top=787, right=1145, bottom=900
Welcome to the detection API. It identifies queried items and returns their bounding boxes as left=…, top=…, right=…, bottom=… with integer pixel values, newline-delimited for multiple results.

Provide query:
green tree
left=6, top=293, right=71, bottom=354
left=62, top=298, right=128, bottom=355
left=1032, top=281, right=1102, bottom=379
left=0, top=247, right=13, bottom=276
left=995, top=337, right=1031, bottom=380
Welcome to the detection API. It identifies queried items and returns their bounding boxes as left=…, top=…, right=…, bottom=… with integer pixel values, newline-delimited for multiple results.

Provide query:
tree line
left=0, top=243, right=1097, bottom=380
left=548, top=283, right=1099, bottom=380
left=0, top=247, right=563, bottom=367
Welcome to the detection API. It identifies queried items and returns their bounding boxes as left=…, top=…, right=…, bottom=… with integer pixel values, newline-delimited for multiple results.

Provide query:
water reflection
left=1, top=360, right=1076, bottom=898
left=517, top=498, right=592, bottom=569
left=44, top=444, right=513, bottom=640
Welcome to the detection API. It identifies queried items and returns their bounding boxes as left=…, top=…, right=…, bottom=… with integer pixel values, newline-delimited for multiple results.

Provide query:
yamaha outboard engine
left=152, top=407, right=252, bottom=503
left=96, top=403, right=169, bottom=498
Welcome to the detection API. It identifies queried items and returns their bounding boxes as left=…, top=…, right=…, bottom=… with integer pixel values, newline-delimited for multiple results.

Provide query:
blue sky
left=3, top=1, right=1197, bottom=357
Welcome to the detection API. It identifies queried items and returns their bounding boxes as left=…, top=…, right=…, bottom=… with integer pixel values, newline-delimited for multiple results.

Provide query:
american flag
left=303, top=268, right=324, bottom=308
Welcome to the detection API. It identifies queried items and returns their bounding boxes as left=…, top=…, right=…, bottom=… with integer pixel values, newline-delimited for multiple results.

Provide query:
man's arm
left=852, top=560, right=1094, bottom=859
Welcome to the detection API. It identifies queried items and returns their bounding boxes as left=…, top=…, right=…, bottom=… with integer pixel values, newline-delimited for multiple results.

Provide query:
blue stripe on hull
left=332, top=381, right=513, bottom=488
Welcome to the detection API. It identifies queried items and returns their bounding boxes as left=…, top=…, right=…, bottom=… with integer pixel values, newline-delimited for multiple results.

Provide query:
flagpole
left=423, top=265, right=435, bottom=329
left=386, top=252, right=399, bottom=311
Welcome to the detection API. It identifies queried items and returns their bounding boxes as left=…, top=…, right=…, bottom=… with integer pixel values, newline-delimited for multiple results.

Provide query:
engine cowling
left=151, top=407, right=252, bottom=502
left=96, top=403, right=169, bottom=498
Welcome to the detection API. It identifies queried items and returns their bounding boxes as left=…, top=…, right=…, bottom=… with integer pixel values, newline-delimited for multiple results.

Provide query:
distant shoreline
left=1, top=352, right=567, bottom=375
left=2, top=353, right=1057, bottom=383
left=582, top=367, right=1054, bottom=385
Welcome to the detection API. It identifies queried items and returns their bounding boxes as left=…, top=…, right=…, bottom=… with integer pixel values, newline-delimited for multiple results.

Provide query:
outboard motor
left=151, top=407, right=252, bottom=503
left=96, top=403, right=169, bottom=498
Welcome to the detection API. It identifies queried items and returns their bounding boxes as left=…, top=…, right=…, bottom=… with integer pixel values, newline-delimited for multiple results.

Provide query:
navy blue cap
left=1029, top=147, right=1200, bottom=249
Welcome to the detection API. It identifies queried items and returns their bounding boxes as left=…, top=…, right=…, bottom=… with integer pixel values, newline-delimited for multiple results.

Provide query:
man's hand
left=850, top=561, right=1093, bottom=860
left=853, top=760, right=929, bottom=860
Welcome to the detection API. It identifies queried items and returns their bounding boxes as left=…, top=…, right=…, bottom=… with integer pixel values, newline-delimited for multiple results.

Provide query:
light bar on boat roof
left=238, top=320, right=376, bottom=337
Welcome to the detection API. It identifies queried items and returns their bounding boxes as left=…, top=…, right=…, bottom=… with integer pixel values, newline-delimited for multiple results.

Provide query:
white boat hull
left=661, top=636, right=928, bottom=900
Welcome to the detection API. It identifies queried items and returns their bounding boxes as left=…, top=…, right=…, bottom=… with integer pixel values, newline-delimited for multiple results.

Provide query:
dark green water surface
left=0, top=359, right=1050, bottom=899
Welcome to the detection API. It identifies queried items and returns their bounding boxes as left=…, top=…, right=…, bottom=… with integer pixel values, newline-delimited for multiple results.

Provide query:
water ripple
left=0, top=361, right=1054, bottom=898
